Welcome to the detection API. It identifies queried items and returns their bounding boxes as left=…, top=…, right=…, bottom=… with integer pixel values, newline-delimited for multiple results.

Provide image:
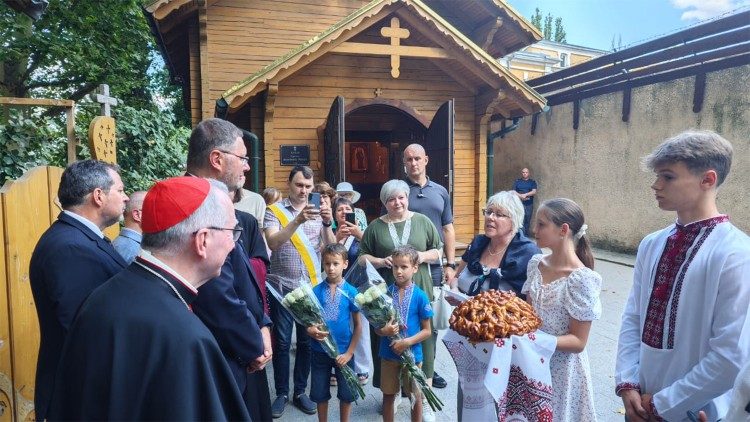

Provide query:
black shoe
left=271, top=395, right=288, bottom=418
left=293, top=393, right=317, bottom=415
left=432, top=371, right=447, bottom=389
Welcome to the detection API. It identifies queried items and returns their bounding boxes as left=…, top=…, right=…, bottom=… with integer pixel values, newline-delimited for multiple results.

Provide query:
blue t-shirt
left=312, top=280, right=359, bottom=354
left=512, top=178, right=538, bottom=205
left=379, top=283, right=433, bottom=363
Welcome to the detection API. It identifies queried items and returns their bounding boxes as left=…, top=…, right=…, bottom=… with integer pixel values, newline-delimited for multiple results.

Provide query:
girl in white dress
left=522, top=198, right=602, bottom=422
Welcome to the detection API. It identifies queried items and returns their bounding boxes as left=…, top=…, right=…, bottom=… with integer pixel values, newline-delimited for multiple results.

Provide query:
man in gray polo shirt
left=402, top=143, right=455, bottom=390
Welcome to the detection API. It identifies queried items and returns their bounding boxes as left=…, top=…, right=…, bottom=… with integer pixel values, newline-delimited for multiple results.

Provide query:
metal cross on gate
left=380, top=17, right=410, bottom=78
left=90, top=84, right=119, bottom=117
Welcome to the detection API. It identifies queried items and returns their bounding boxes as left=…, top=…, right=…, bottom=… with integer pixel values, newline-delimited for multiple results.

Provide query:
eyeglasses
left=198, top=224, right=244, bottom=242
left=482, top=209, right=511, bottom=219
left=217, top=150, right=250, bottom=165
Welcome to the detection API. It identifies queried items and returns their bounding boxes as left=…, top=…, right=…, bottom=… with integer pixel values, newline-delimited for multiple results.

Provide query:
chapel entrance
left=323, top=96, right=454, bottom=222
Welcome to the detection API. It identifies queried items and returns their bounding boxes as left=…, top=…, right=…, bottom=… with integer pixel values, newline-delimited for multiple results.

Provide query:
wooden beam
left=472, top=17, right=503, bottom=52
left=395, top=10, right=501, bottom=89
left=621, top=87, right=631, bottom=122
left=533, top=28, right=749, bottom=94
left=692, top=73, right=706, bottom=113
left=531, top=113, right=538, bottom=135
left=529, top=10, right=750, bottom=87
left=0, top=98, right=74, bottom=107
left=227, top=4, right=399, bottom=111
left=547, top=52, right=750, bottom=106
left=332, top=42, right=451, bottom=59
left=198, top=1, right=211, bottom=120
left=427, top=59, right=478, bottom=94
left=263, top=84, right=278, bottom=188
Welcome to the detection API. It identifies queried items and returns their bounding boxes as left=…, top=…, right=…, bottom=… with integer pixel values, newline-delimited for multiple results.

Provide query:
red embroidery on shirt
left=642, top=216, right=728, bottom=349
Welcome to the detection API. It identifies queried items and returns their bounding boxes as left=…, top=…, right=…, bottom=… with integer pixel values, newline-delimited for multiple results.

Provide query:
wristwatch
left=443, top=263, right=457, bottom=270
left=322, top=221, right=332, bottom=227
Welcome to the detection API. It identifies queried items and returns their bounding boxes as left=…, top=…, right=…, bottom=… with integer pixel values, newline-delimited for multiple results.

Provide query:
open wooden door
left=324, top=96, right=345, bottom=186
left=425, top=99, right=454, bottom=194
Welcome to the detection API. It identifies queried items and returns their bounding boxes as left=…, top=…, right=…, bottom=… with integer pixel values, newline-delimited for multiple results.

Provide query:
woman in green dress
left=358, top=179, right=442, bottom=408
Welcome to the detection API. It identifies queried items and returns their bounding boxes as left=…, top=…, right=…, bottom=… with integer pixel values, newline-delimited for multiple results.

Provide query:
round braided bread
left=449, top=290, right=541, bottom=342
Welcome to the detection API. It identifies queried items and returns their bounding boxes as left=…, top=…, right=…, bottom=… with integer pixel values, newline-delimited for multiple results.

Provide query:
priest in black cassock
left=186, top=118, right=274, bottom=421
left=47, top=177, right=251, bottom=421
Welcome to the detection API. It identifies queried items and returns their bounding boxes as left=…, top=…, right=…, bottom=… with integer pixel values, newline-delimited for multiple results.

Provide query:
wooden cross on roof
left=381, top=17, right=410, bottom=78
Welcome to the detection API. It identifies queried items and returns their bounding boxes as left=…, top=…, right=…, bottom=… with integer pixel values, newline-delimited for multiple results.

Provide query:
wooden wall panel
left=204, top=0, right=368, bottom=109
left=267, top=53, right=479, bottom=243
left=0, top=192, right=12, bottom=421
left=1, top=167, right=58, bottom=421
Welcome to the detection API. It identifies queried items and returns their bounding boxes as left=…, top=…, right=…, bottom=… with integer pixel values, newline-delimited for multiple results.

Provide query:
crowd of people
left=28, top=118, right=750, bottom=422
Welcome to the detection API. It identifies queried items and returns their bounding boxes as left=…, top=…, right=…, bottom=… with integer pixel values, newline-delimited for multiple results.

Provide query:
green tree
left=530, top=8, right=543, bottom=32
left=0, top=0, right=157, bottom=109
left=543, top=14, right=553, bottom=40
left=528, top=9, right=567, bottom=44
left=554, top=17, right=567, bottom=43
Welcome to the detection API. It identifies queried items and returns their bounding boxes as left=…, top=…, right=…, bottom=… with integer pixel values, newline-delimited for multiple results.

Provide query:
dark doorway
left=322, top=98, right=455, bottom=224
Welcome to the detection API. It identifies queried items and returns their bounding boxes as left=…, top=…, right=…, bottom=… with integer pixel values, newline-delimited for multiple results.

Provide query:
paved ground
left=271, top=250, right=635, bottom=421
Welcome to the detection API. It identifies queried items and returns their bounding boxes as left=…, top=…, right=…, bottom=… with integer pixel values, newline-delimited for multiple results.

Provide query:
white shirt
left=615, top=221, right=750, bottom=421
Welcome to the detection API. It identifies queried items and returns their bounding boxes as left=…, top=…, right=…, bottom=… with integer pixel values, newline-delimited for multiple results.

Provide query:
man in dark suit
left=29, top=159, right=129, bottom=421
left=187, top=118, right=273, bottom=421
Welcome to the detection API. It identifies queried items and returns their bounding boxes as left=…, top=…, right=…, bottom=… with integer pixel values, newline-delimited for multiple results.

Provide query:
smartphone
left=345, top=212, right=356, bottom=225
left=308, top=192, right=321, bottom=209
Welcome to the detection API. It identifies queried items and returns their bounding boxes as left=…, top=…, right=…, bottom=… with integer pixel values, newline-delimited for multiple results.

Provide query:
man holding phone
left=264, top=165, right=335, bottom=417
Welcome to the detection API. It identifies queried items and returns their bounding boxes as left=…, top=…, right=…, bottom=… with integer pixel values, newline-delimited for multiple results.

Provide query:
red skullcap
left=142, top=177, right=210, bottom=233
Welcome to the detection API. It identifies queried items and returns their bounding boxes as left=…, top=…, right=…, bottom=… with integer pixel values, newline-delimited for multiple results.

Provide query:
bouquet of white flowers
left=346, top=262, right=443, bottom=412
left=266, top=275, right=365, bottom=401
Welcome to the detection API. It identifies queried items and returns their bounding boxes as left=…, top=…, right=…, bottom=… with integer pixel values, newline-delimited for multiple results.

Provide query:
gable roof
left=220, top=0, right=545, bottom=116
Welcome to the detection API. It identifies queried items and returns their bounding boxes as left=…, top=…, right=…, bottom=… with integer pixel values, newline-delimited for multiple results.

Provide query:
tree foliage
left=0, top=0, right=192, bottom=190
left=529, top=8, right=567, bottom=44
left=0, top=106, right=190, bottom=190
left=543, top=14, right=553, bottom=40
left=554, top=17, right=567, bottom=43
left=0, top=0, right=157, bottom=109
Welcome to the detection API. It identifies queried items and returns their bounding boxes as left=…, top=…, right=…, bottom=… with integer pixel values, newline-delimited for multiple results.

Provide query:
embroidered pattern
left=390, top=283, right=414, bottom=332
left=496, top=364, right=554, bottom=422
left=642, top=216, right=727, bottom=349
left=615, top=382, right=641, bottom=396
left=322, top=285, right=342, bottom=322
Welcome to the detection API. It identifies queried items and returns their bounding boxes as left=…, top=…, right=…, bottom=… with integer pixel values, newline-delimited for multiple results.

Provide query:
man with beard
left=186, top=118, right=273, bottom=421
left=29, top=159, right=129, bottom=421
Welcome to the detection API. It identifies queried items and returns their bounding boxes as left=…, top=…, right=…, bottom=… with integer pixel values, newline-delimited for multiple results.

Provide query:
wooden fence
left=1, top=166, right=64, bottom=421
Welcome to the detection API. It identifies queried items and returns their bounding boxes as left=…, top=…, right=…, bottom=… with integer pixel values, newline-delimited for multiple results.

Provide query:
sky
left=509, top=0, right=750, bottom=51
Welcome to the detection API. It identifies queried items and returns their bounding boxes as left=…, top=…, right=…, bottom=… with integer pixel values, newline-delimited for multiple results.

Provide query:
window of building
left=560, top=53, right=568, bottom=67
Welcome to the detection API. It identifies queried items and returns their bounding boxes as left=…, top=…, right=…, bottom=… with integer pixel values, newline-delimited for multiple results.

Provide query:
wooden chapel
left=145, top=0, right=546, bottom=243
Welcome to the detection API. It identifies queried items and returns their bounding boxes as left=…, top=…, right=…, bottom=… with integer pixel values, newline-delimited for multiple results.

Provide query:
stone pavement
left=271, top=253, right=635, bottom=422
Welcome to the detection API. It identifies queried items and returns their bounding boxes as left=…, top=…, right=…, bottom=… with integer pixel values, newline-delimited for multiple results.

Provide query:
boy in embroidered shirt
left=376, top=245, right=433, bottom=422
left=308, top=244, right=361, bottom=422
left=615, top=130, right=750, bottom=421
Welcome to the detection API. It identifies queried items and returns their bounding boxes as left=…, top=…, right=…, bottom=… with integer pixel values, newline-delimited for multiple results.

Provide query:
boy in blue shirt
left=308, top=244, right=361, bottom=422
left=376, top=245, right=433, bottom=422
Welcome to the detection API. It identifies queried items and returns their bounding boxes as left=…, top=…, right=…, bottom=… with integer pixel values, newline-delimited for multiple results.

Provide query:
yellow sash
left=268, top=203, right=322, bottom=286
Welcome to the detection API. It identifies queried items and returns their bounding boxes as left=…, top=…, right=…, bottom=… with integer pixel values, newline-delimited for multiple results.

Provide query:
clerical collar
left=136, top=250, right=198, bottom=303
left=63, top=210, right=104, bottom=239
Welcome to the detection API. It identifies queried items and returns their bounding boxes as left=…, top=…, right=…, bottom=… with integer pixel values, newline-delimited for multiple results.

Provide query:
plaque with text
left=280, top=145, right=310, bottom=166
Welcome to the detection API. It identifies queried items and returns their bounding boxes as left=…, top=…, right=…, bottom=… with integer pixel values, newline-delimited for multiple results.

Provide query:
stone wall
left=493, top=64, right=750, bottom=253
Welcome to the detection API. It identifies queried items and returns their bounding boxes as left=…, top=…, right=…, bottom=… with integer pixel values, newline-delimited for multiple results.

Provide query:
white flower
left=355, top=293, right=366, bottom=306
left=378, top=283, right=387, bottom=292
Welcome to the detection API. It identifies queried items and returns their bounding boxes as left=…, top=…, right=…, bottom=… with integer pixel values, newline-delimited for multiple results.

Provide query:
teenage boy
left=615, top=130, right=750, bottom=421
left=377, top=245, right=433, bottom=422
left=308, top=244, right=361, bottom=422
